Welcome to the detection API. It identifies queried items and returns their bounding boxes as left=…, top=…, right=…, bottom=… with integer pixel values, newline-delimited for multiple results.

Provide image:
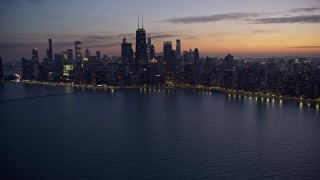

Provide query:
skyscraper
left=0, top=57, right=3, bottom=81
left=85, top=48, right=90, bottom=58
left=75, top=41, right=82, bottom=62
left=176, top=39, right=181, bottom=58
left=182, top=51, right=189, bottom=63
left=62, top=51, right=68, bottom=60
left=147, top=37, right=152, bottom=60
left=136, top=17, right=147, bottom=66
left=121, top=37, right=133, bottom=64
left=150, top=45, right=155, bottom=60
left=32, top=48, right=39, bottom=61
left=194, top=48, right=200, bottom=63
left=96, top=51, right=101, bottom=60
left=224, top=54, right=233, bottom=68
left=46, top=38, right=53, bottom=60
left=54, top=53, right=63, bottom=62
left=163, top=41, right=173, bottom=61
left=67, top=49, right=73, bottom=60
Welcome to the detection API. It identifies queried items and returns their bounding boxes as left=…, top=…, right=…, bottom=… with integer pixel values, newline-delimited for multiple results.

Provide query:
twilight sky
left=0, top=0, right=320, bottom=62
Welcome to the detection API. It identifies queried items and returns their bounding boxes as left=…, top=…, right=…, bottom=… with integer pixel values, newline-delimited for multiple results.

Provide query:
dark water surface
left=1, top=83, right=320, bottom=179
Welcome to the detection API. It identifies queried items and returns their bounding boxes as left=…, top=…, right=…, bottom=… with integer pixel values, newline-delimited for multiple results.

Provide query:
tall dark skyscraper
left=136, top=17, right=147, bottom=66
left=176, top=39, right=181, bottom=58
left=0, top=57, right=3, bottom=81
left=147, top=37, right=152, bottom=60
left=163, top=41, right=173, bottom=61
left=150, top=45, right=155, bottom=60
left=67, top=49, right=73, bottom=60
left=75, top=41, right=82, bottom=62
left=32, top=48, right=39, bottom=61
left=194, top=48, right=200, bottom=63
left=121, top=37, right=133, bottom=64
left=46, top=38, right=53, bottom=60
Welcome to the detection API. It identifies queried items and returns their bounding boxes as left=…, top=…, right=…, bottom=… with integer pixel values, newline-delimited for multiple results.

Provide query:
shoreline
left=6, top=80, right=320, bottom=106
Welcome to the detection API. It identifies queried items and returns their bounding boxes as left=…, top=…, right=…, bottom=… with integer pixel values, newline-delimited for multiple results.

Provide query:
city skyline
left=1, top=0, right=320, bottom=62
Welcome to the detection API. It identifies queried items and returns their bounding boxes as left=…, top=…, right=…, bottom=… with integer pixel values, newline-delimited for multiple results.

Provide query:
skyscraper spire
left=138, top=14, right=140, bottom=29
left=123, top=34, right=127, bottom=43
left=142, top=16, right=144, bottom=29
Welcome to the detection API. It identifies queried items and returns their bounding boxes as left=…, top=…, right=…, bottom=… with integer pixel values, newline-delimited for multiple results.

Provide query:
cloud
left=289, top=46, right=320, bottom=48
left=86, top=35, right=115, bottom=40
left=149, top=34, right=175, bottom=39
left=117, top=33, right=135, bottom=38
left=164, top=12, right=261, bottom=24
left=253, top=29, right=278, bottom=33
left=162, top=6, right=320, bottom=25
left=83, top=43, right=119, bottom=48
left=148, top=32, right=198, bottom=40
left=251, top=15, right=320, bottom=24
left=86, top=34, right=136, bottom=42
left=288, top=7, right=320, bottom=13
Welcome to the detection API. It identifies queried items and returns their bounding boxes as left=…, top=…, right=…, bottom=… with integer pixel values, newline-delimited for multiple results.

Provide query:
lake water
left=1, top=83, right=320, bottom=179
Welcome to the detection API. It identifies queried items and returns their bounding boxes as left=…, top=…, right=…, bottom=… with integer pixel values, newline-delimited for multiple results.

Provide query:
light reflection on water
left=224, top=93, right=319, bottom=114
left=128, top=87, right=320, bottom=114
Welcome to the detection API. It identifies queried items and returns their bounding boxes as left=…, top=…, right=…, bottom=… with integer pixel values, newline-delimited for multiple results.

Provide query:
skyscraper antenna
left=142, top=16, right=144, bottom=29
left=138, top=13, right=140, bottom=29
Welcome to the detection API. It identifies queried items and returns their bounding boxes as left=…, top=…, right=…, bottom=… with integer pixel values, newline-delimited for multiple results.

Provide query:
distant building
left=85, top=48, right=90, bottom=59
left=163, top=41, right=176, bottom=62
left=223, top=54, right=235, bottom=88
left=63, top=64, right=74, bottom=82
left=67, top=49, right=73, bottom=60
left=194, top=48, right=200, bottom=63
left=224, top=54, right=233, bottom=68
left=96, top=51, right=101, bottom=60
left=62, top=51, right=68, bottom=60
left=150, top=45, right=155, bottom=60
left=176, top=39, right=181, bottom=58
left=54, top=54, right=63, bottom=62
left=32, top=48, right=39, bottom=61
left=121, top=37, right=133, bottom=64
left=189, top=49, right=193, bottom=62
left=21, top=58, right=38, bottom=80
left=182, top=49, right=194, bottom=63
left=46, top=38, right=53, bottom=60
left=182, top=51, right=189, bottom=63
left=163, top=41, right=173, bottom=61
left=136, top=17, right=147, bottom=66
left=147, top=37, right=152, bottom=60
left=75, top=41, right=82, bottom=62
